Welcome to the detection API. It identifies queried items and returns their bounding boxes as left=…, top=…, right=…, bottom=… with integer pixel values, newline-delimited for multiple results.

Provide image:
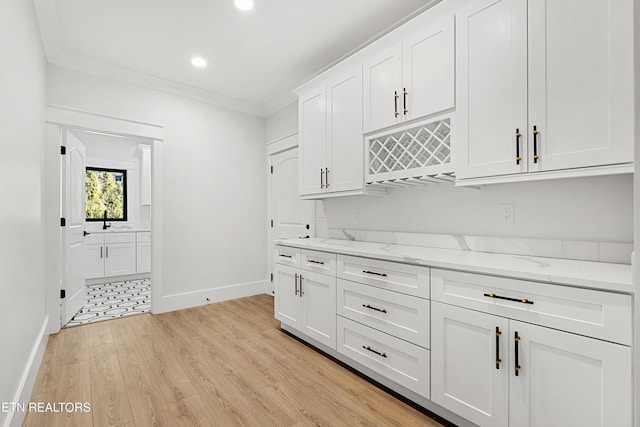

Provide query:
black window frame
left=85, top=166, right=128, bottom=222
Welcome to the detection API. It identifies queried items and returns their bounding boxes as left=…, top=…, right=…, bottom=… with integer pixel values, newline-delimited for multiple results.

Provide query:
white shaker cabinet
left=136, top=232, right=151, bottom=273
left=363, top=16, right=455, bottom=134
left=298, top=67, right=374, bottom=198
left=456, top=0, right=634, bottom=181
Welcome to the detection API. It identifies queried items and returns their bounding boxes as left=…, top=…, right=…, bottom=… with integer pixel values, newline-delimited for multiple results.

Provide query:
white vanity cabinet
left=84, top=231, right=150, bottom=280
left=455, top=0, right=634, bottom=181
left=430, top=269, right=633, bottom=427
left=274, top=247, right=337, bottom=348
left=363, top=15, right=455, bottom=133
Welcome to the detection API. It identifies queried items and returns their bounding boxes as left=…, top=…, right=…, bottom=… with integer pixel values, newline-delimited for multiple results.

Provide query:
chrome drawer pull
left=363, top=345, right=387, bottom=358
left=362, top=270, right=388, bottom=277
left=484, top=293, right=534, bottom=305
left=362, top=304, right=387, bottom=314
left=308, top=259, right=324, bottom=265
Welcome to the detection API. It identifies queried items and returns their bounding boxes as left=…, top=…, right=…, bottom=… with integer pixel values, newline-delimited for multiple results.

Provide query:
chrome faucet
left=102, top=210, right=111, bottom=230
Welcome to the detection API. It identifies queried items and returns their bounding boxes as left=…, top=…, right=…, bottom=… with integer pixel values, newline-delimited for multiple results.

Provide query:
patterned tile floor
left=67, top=278, right=151, bottom=326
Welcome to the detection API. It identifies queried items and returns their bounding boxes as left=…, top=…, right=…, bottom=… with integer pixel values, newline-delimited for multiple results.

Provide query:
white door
left=298, top=88, right=327, bottom=196
left=274, top=264, right=301, bottom=328
left=431, top=302, right=509, bottom=427
left=527, top=0, right=634, bottom=172
left=402, top=15, right=455, bottom=121
left=270, top=146, right=315, bottom=293
left=326, top=67, right=363, bottom=193
left=509, top=321, right=632, bottom=427
left=362, top=44, right=403, bottom=133
left=104, top=243, right=137, bottom=277
left=455, top=0, right=528, bottom=179
left=62, top=131, right=87, bottom=325
left=299, top=270, right=336, bottom=349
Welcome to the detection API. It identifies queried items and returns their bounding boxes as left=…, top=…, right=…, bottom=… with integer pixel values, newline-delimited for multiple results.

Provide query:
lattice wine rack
left=365, top=117, right=454, bottom=188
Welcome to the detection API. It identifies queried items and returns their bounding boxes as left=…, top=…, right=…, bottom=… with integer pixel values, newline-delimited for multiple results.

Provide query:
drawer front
left=274, top=245, right=300, bottom=268
left=300, top=249, right=337, bottom=276
left=337, top=279, right=430, bottom=348
left=84, top=233, right=105, bottom=245
left=137, top=231, right=151, bottom=243
left=431, top=269, right=632, bottom=346
left=105, top=232, right=136, bottom=244
left=337, top=255, right=429, bottom=298
left=337, top=316, right=430, bottom=398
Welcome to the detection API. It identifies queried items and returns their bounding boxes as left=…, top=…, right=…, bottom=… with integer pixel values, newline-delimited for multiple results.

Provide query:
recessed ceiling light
left=191, top=57, right=207, bottom=68
left=234, top=0, right=254, bottom=11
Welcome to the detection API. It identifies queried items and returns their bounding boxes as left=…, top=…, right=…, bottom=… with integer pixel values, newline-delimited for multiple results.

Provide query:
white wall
left=0, top=1, right=47, bottom=425
left=268, top=103, right=633, bottom=244
left=265, top=101, right=298, bottom=144
left=73, top=130, right=151, bottom=230
left=48, top=65, right=267, bottom=310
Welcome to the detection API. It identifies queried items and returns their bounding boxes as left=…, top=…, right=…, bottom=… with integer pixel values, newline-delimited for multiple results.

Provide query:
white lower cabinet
left=432, top=302, right=632, bottom=427
left=84, top=232, right=150, bottom=279
left=274, top=258, right=337, bottom=349
left=103, top=242, right=136, bottom=277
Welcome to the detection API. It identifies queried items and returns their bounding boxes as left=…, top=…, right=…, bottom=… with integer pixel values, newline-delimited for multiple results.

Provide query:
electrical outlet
left=354, top=208, right=361, bottom=223
left=316, top=201, right=325, bottom=222
left=500, top=204, right=515, bottom=225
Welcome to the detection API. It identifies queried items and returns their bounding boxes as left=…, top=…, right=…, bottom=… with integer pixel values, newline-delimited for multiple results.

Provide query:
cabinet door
left=104, top=243, right=136, bottom=277
left=84, top=244, right=104, bottom=279
left=326, top=67, right=363, bottom=193
left=509, top=321, right=632, bottom=427
left=455, top=0, right=528, bottom=179
left=431, top=302, right=509, bottom=427
left=136, top=241, right=151, bottom=274
left=527, top=0, right=633, bottom=172
left=274, top=264, right=301, bottom=328
left=402, top=15, right=455, bottom=121
left=363, top=44, right=402, bottom=133
left=298, top=87, right=327, bottom=196
left=299, top=270, right=336, bottom=349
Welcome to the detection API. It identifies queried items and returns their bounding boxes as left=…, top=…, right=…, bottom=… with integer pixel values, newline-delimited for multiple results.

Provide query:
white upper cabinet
left=298, top=87, right=327, bottom=196
left=363, top=16, right=455, bottom=134
left=456, top=0, right=634, bottom=181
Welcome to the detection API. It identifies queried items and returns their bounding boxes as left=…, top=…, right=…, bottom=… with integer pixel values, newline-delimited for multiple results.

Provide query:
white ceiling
left=33, top=0, right=437, bottom=116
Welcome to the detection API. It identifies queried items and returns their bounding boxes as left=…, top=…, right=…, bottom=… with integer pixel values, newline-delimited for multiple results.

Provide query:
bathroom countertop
left=276, top=238, right=634, bottom=294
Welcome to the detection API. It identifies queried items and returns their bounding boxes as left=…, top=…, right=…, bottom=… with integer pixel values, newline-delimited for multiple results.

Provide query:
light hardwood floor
left=25, top=294, right=451, bottom=427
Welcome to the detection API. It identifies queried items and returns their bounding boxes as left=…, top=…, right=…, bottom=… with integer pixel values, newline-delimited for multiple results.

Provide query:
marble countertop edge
left=276, top=238, right=634, bottom=294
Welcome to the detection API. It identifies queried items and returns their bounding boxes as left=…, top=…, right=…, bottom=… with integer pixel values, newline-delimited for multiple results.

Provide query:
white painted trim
left=266, top=133, right=298, bottom=156
left=43, top=109, right=164, bottom=333
left=455, top=163, right=634, bottom=187
left=5, top=315, right=49, bottom=427
left=632, top=1, right=639, bottom=424
left=160, top=280, right=267, bottom=313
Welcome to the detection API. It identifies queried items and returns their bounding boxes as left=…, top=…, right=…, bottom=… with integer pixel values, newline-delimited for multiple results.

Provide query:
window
left=85, top=167, right=128, bottom=221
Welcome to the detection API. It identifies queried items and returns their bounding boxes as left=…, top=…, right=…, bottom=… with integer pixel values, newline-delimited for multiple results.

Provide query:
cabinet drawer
left=274, top=246, right=300, bottom=267
left=431, top=269, right=632, bottom=346
left=300, top=249, right=336, bottom=276
left=105, top=232, right=136, bottom=244
left=337, top=316, right=430, bottom=398
left=84, top=233, right=104, bottom=245
left=337, top=279, right=430, bottom=348
left=137, top=231, right=151, bottom=243
left=337, top=255, right=429, bottom=298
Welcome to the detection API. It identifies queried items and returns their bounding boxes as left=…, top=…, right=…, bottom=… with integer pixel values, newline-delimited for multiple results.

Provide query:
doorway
left=43, top=106, right=164, bottom=334
left=268, top=144, right=315, bottom=293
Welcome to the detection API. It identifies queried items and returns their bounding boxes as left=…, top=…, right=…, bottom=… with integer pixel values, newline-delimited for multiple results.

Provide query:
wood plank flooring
left=25, top=294, right=450, bottom=427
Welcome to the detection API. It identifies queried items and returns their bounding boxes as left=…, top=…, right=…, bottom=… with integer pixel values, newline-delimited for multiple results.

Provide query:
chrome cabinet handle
left=100, top=246, right=103, bottom=259
left=325, top=168, right=330, bottom=188
left=294, top=273, right=299, bottom=295
left=106, top=246, right=109, bottom=258
left=394, top=91, right=399, bottom=117
left=320, top=169, right=325, bottom=189
left=299, top=275, right=304, bottom=297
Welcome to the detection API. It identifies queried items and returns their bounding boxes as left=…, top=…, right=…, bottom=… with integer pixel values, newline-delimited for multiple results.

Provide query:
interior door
left=270, top=146, right=315, bottom=293
left=62, top=131, right=87, bottom=325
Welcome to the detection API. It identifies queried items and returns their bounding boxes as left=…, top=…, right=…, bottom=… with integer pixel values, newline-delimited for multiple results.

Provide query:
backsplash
left=325, top=228, right=633, bottom=264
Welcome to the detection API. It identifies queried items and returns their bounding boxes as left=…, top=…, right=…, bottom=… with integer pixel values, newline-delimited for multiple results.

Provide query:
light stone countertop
left=276, top=238, right=634, bottom=294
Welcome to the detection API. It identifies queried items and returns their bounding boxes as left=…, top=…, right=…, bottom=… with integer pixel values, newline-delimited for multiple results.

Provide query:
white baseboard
left=5, top=315, right=49, bottom=427
left=161, top=280, right=267, bottom=313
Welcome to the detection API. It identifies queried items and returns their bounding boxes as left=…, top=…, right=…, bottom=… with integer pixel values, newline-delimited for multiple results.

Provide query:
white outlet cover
left=500, top=203, right=515, bottom=224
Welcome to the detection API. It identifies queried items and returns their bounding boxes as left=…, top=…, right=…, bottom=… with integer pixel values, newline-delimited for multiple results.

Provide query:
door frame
left=44, top=105, right=164, bottom=334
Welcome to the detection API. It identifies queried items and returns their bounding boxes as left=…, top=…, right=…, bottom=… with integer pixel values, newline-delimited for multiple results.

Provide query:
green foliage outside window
left=86, top=168, right=127, bottom=220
